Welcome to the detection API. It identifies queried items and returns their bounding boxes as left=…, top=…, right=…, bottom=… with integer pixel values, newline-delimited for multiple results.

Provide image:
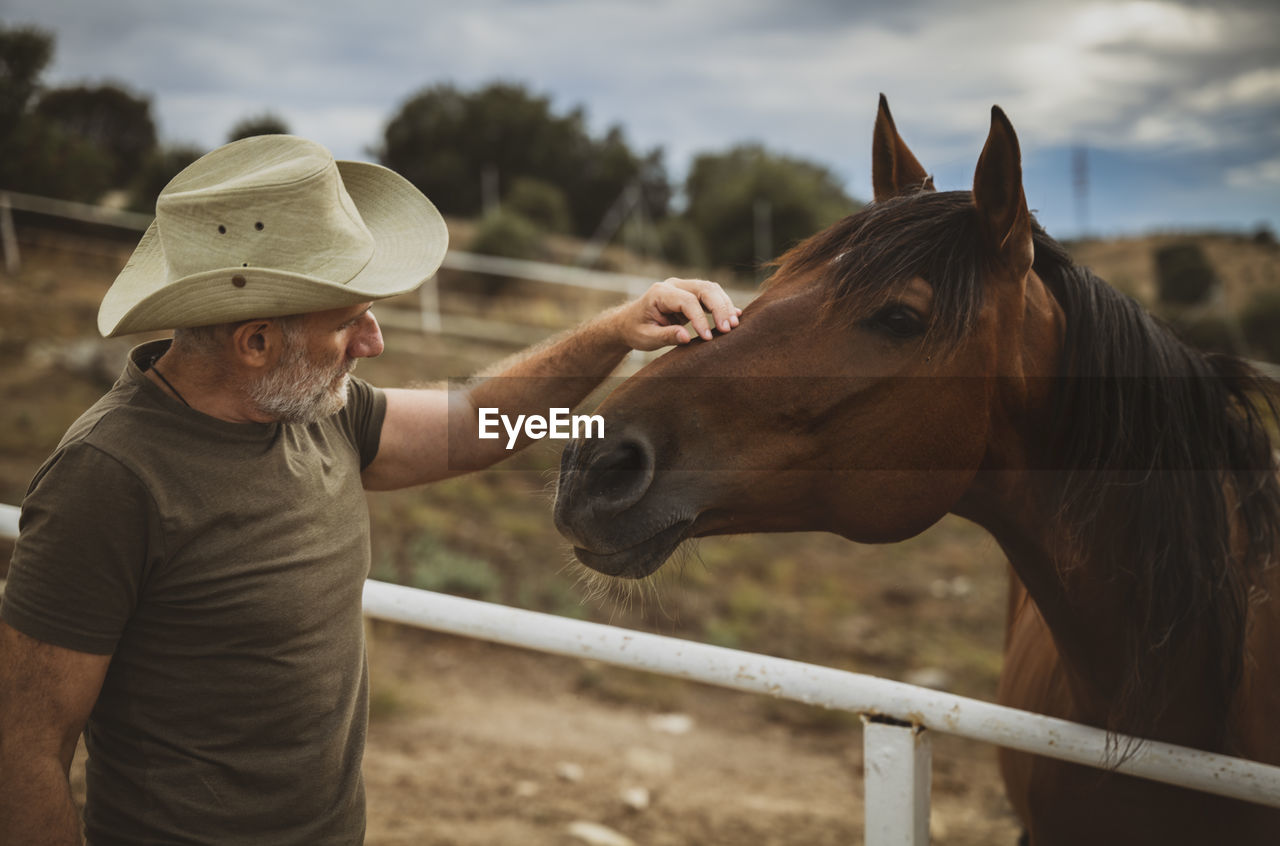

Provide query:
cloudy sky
left=5, top=0, right=1278, bottom=238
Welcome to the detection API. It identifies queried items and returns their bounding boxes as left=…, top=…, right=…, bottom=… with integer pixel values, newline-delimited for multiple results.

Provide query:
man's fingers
left=621, top=277, right=742, bottom=352
left=673, top=289, right=714, bottom=341
left=630, top=323, right=691, bottom=352
left=665, top=277, right=737, bottom=332
left=643, top=282, right=706, bottom=341
left=665, top=325, right=693, bottom=345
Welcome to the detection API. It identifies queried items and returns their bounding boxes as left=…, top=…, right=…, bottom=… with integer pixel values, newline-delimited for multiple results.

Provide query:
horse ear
left=973, top=106, right=1033, bottom=277
left=872, top=94, right=934, bottom=202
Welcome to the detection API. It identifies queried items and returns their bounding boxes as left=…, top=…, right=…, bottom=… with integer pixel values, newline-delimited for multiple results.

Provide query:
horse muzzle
left=554, top=431, right=694, bottom=578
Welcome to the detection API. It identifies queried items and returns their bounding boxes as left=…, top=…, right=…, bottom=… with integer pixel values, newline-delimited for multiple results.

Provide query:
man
left=0, top=134, right=740, bottom=845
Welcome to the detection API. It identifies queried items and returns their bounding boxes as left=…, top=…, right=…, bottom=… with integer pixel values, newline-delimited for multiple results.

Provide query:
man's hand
left=364, top=276, right=744, bottom=490
left=615, top=277, right=742, bottom=351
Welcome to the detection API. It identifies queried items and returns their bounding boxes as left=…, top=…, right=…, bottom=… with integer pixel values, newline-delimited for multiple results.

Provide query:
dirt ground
left=63, top=621, right=1022, bottom=845
left=359, top=624, right=1022, bottom=846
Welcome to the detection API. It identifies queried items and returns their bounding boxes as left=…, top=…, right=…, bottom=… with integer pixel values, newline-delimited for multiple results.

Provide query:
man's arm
left=361, top=278, right=740, bottom=490
left=0, top=620, right=110, bottom=846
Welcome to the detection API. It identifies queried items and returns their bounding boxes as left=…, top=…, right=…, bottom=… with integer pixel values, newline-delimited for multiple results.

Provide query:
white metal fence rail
left=0, top=189, right=758, bottom=369
left=0, top=188, right=757, bottom=308
left=2, top=502, right=1279, bottom=844
left=10, top=189, right=1280, bottom=383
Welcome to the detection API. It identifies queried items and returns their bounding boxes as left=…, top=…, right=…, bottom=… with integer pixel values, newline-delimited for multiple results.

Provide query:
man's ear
left=872, top=94, right=934, bottom=202
left=229, top=319, right=279, bottom=368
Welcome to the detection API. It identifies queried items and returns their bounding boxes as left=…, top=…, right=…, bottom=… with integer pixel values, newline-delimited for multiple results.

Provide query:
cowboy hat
left=98, top=134, right=448, bottom=337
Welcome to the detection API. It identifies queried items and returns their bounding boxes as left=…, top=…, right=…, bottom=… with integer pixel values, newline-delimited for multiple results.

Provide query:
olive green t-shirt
left=2, top=340, right=387, bottom=846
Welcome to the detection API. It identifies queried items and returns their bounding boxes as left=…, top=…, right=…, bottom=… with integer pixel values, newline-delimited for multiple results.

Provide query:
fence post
left=863, top=716, right=931, bottom=845
left=1, top=192, right=20, bottom=275
left=418, top=272, right=442, bottom=333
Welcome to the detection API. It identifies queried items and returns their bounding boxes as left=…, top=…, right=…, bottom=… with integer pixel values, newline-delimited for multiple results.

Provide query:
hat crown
left=99, top=133, right=448, bottom=338
left=156, top=135, right=374, bottom=284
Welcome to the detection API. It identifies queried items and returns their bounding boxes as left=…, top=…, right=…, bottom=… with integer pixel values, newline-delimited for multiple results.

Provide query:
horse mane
left=1033, top=233, right=1280, bottom=742
left=775, top=191, right=1280, bottom=741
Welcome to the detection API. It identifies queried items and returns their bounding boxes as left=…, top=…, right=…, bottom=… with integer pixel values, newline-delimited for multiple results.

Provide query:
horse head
left=553, top=98, right=1280, bottom=844
left=555, top=98, right=1064, bottom=579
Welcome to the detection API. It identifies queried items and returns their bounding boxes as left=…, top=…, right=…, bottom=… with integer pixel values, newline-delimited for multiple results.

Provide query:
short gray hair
left=171, top=314, right=306, bottom=356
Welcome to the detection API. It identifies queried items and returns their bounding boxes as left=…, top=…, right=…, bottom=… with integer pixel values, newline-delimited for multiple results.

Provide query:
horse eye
left=869, top=304, right=926, bottom=338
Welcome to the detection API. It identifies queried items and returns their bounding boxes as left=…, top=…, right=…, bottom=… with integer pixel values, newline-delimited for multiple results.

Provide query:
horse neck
left=956, top=474, right=1139, bottom=711
left=956, top=472, right=1241, bottom=747
left=942, top=237, right=1280, bottom=751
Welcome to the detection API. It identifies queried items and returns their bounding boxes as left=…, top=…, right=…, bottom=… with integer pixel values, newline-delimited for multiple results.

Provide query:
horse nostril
left=584, top=438, right=653, bottom=510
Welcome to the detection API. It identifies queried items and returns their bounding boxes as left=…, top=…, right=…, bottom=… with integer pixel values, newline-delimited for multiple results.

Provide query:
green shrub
left=1240, top=288, right=1280, bottom=363
left=403, top=532, right=502, bottom=601
left=469, top=208, right=548, bottom=262
left=504, top=177, right=571, bottom=234
left=465, top=208, right=550, bottom=295
left=128, top=145, right=203, bottom=213
left=1154, top=243, right=1217, bottom=306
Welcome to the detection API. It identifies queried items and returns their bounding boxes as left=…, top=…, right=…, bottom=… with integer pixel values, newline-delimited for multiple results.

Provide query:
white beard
left=250, top=334, right=355, bottom=424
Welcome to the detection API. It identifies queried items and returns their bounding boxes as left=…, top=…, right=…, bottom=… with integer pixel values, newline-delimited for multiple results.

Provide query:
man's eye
left=868, top=304, right=926, bottom=338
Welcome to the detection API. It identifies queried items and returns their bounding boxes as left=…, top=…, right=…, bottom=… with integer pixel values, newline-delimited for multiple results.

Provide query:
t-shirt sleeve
left=339, top=376, right=387, bottom=471
left=1, top=442, right=159, bottom=655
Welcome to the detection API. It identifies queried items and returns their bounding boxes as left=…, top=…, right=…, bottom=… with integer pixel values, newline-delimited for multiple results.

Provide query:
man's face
left=250, top=302, right=383, bottom=424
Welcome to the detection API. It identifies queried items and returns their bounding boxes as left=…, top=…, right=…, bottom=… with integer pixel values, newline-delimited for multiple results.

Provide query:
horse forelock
left=769, top=191, right=990, bottom=347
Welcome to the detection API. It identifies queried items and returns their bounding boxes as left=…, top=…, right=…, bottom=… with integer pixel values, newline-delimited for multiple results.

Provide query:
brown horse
left=553, top=97, right=1280, bottom=844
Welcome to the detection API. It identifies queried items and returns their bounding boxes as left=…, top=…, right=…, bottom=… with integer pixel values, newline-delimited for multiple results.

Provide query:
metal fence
left=2, top=502, right=1278, bottom=845
left=7, top=188, right=1278, bottom=381
left=0, top=190, right=758, bottom=349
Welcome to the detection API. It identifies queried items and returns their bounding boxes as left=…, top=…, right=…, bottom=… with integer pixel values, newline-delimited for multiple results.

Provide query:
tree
left=684, top=144, right=860, bottom=270
left=0, top=25, right=52, bottom=135
left=504, top=177, right=571, bottom=234
left=228, top=113, right=290, bottom=143
left=35, top=84, right=157, bottom=186
left=0, top=26, right=67, bottom=194
left=1, top=27, right=118, bottom=202
left=572, top=130, right=671, bottom=242
left=378, top=81, right=668, bottom=237
left=0, top=118, right=114, bottom=201
left=381, top=82, right=571, bottom=219
left=1, top=26, right=162, bottom=202
left=128, top=145, right=205, bottom=213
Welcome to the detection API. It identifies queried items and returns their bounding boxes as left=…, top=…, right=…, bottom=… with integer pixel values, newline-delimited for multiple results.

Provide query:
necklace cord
left=150, top=357, right=191, bottom=408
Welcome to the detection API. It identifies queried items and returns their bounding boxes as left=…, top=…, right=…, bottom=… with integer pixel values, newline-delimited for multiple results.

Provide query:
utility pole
left=754, top=198, right=772, bottom=277
left=1072, top=145, right=1089, bottom=238
left=481, top=165, right=500, bottom=216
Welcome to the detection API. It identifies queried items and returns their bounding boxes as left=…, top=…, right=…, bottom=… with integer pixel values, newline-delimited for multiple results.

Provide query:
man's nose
left=349, top=311, right=384, bottom=358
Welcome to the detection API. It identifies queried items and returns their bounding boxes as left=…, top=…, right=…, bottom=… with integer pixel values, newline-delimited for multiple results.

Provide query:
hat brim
left=98, top=160, right=448, bottom=337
